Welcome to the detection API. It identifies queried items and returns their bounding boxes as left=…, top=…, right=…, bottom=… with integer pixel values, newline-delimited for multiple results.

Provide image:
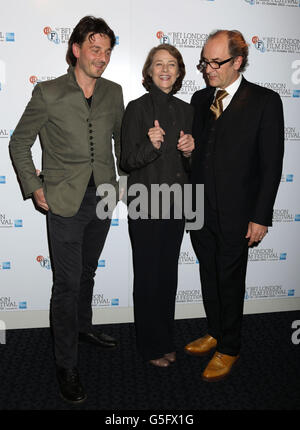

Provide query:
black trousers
left=128, top=217, right=185, bottom=360
left=47, top=186, right=111, bottom=368
left=190, top=207, right=249, bottom=356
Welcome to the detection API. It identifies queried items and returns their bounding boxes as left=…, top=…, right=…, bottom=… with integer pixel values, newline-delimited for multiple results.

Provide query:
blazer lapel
left=218, top=76, right=249, bottom=121
left=205, top=88, right=215, bottom=119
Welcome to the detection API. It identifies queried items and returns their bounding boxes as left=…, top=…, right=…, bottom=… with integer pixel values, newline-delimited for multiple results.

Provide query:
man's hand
left=148, top=120, right=165, bottom=150
left=33, top=187, right=49, bottom=211
left=245, top=221, right=268, bottom=246
left=177, top=131, right=195, bottom=157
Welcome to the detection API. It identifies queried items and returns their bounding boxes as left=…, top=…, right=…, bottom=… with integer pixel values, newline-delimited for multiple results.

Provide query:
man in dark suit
left=185, top=30, right=284, bottom=381
left=9, top=16, right=124, bottom=403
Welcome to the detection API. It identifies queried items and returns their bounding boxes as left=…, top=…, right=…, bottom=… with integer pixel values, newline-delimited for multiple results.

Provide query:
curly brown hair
left=142, top=44, right=186, bottom=94
left=66, top=16, right=116, bottom=66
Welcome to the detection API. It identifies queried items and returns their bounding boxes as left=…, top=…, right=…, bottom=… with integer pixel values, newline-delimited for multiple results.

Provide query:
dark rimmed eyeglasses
left=196, top=57, right=234, bottom=72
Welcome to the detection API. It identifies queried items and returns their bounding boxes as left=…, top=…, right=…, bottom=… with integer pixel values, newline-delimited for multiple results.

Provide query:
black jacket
left=191, top=77, right=284, bottom=235
left=120, top=84, right=194, bottom=192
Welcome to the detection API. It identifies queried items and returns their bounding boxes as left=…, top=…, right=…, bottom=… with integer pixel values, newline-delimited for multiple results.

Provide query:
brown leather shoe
left=184, top=334, right=217, bottom=356
left=202, top=352, right=239, bottom=382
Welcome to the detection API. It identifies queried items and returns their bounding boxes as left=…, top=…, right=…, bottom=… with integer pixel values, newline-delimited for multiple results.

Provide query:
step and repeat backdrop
left=0, top=0, right=300, bottom=327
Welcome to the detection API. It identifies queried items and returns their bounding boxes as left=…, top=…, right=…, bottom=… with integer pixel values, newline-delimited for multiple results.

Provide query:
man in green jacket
left=9, top=16, right=124, bottom=404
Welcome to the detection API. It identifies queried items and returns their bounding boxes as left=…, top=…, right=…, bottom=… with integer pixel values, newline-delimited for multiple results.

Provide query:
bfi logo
left=0, top=320, right=5, bottom=344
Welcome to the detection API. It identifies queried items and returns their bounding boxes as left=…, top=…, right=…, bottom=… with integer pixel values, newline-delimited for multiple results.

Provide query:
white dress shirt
left=214, top=74, right=242, bottom=111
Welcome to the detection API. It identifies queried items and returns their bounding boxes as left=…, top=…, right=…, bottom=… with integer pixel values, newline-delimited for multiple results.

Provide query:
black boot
left=56, top=366, right=87, bottom=404
left=79, top=331, right=117, bottom=348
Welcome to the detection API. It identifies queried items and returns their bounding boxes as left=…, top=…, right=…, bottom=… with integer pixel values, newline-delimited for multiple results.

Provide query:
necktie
left=210, top=89, right=228, bottom=120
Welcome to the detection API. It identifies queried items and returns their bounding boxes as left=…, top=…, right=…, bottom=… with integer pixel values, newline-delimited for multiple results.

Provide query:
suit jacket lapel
left=218, top=76, right=249, bottom=121
left=204, top=88, right=215, bottom=123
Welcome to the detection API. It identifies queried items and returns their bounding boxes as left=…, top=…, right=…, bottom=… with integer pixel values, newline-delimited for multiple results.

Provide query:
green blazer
left=9, top=67, right=124, bottom=217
